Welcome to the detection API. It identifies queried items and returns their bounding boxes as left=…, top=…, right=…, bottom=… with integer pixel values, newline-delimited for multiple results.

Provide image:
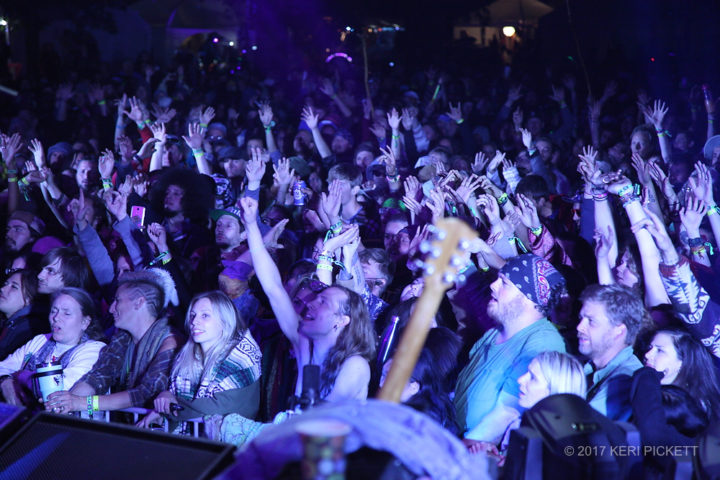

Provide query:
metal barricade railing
left=96, top=407, right=204, bottom=437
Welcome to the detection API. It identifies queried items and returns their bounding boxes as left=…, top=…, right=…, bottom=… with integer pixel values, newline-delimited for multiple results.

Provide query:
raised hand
left=245, top=148, right=267, bottom=186
left=151, top=104, right=177, bottom=124
left=258, top=102, right=274, bottom=127
left=631, top=152, right=652, bottom=186
left=401, top=194, right=422, bottom=219
left=320, top=180, right=343, bottom=222
left=515, top=194, right=542, bottom=229
left=478, top=175, right=503, bottom=199
left=648, top=161, right=678, bottom=204
left=324, top=223, right=359, bottom=253
left=263, top=218, right=290, bottom=250
left=22, top=161, right=46, bottom=184
left=369, top=123, right=386, bottom=139
left=28, top=139, right=45, bottom=168
left=379, top=145, right=397, bottom=175
left=68, top=190, right=90, bottom=228
left=98, top=149, right=115, bottom=179
left=454, top=174, right=482, bottom=205
left=272, top=157, right=295, bottom=186
left=446, top=102, right=463, bottom=123
left=102, top=190, right=128, bottom=221
left=301, top=106, right=319, bottom=130
left=123, top=97, right=146, bottom=124
left=520, top=128, right=533, bottom=150
left=643, top=99, right=669, bottom=130
left=137, top=137, right=160, bottom=159
left=401, top=107, right=416, bottom=130
left=319, top=78, right=336, bottom=98
left=680, top=194, right=708, bottom=237
left=426, top=188, right=446, bottom=222
left=147, top=222, right=169, bottom=252
left=689, top=162, right=715, bottom=206
left=182, top=123, right=204, bottom=150
left=487, top=150, right=506, bottom=173
left=387, top=108, right=401, bottom=131
left=472, top=152, right=489, bottom=175
left=199, top=106, right=216, bottom=126
left=149, top=122, right=166, bottom=142
left=403, top=175, right=420, bottom=199
left=477, top=193, right=501, bottom=225
left=239, top=196, right=259, bottom=227
left=0, top=133, right=22, bottom=166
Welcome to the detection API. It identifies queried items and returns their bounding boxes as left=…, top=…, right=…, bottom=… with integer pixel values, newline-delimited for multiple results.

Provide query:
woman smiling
left=138, top=291, right=262, bottom=434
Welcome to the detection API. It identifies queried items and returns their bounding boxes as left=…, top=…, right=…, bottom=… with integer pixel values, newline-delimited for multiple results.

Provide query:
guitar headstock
left=415, top=217, right=479, bottom=291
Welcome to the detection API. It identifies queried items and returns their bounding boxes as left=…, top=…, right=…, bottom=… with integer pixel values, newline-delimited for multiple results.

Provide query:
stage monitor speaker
left=0, top=412, right=235, bottom=480
left=0, top=403, right=32, bottom=447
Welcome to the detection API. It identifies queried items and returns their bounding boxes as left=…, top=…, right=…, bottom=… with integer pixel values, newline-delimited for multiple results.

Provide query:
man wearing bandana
left=454, top=254, right=567, bottom=444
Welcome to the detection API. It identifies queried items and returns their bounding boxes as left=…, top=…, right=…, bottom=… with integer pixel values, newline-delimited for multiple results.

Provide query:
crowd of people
left=2, top=32, right=720, bottom=477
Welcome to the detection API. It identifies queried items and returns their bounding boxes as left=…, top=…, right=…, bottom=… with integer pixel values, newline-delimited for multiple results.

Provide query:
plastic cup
left=296, top=419, right=351, bottom=480
left=35, top=361, right=64, bottom=402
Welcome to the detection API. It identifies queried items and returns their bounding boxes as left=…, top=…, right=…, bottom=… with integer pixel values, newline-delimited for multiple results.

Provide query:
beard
left=488, top=296, right=526, bottom=328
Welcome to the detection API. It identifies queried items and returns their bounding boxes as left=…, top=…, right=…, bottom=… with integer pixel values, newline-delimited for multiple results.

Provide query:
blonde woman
left=470, top=351, right=587, bottom=463
left=139, top=291, right=261, bottom=434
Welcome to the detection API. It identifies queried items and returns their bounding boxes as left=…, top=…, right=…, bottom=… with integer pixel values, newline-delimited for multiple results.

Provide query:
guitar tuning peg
left=423, top=265, right=436, bottom=276
left=413, top=259, right=425, bottom=269
left=442, top=272, right=456, bottom=284
left=458, top=240, right=470, bottom=251
left=450, top=255, right=463, bottom=267
left=430, top=247, right=441, bottom=258
left=419, top=240, right=431, bottom=254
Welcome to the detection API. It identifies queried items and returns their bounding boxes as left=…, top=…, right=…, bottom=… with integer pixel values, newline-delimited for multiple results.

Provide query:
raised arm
left=302, top=106, right=332, bottom=160
left=239, top=196, right=301, bottom=346
left=642, top=100, right=672, bottom=164
left=182, top=122, right=211, bottom=175
left=258, top=102, right=279, bottom=154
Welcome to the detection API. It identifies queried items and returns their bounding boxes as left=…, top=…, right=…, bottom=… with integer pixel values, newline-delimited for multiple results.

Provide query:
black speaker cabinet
left=0, top=412, right=235, bottom=480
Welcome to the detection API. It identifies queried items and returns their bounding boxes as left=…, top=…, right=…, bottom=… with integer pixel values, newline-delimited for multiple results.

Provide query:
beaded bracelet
left=530, top=225, right=543, bottom=236
left=620, top=194, right=640, bottom=207
left=87, top=396, right=93, bottom=417
left=317, top=255, right=333, bottom=263
left=330, top=221, right=342, bottom=235
left=497, top=193, right=509, bottom=206
left=616, top=184, right=634, bottom=197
